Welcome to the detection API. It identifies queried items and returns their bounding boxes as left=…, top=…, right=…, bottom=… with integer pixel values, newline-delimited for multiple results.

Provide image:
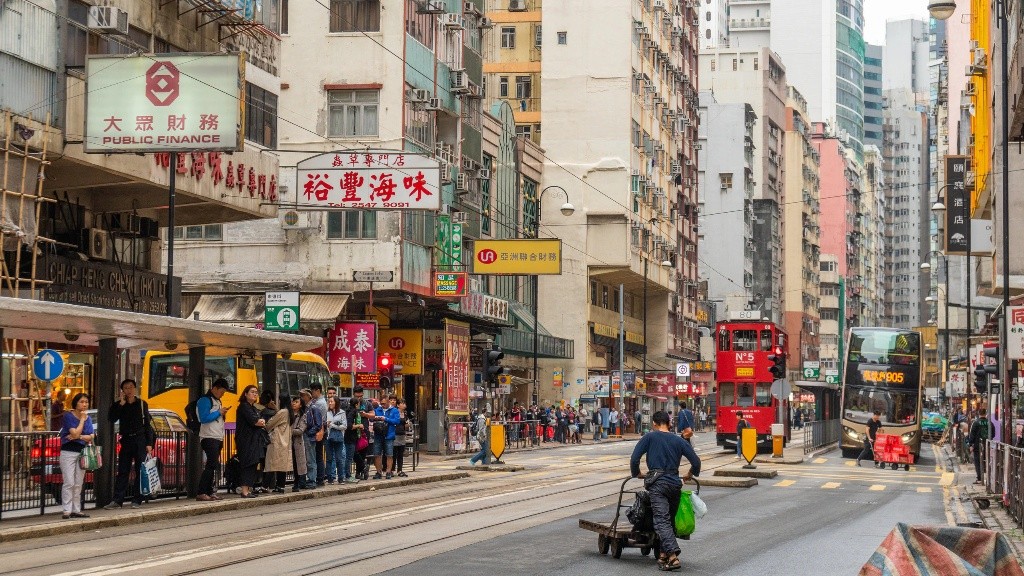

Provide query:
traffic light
left=378, top=353, right=395, bottom=389
left=481, top=344, right=507, bottom=385
left=767, top=349, right=786, bottom=380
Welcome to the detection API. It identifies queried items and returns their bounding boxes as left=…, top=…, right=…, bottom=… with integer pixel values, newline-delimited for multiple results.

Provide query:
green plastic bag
left=674, top=489, right=696, bottom=537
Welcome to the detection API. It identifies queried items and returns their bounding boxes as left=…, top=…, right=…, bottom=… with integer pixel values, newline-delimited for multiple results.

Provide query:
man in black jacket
left=104, top=379, right=154, bottom=509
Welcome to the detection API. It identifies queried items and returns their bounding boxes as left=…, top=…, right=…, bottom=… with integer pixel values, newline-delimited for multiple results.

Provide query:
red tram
left=714, top=320, right=790, bottom=450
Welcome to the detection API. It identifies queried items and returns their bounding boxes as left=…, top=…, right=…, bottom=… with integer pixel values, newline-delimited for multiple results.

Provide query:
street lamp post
left=532, top=185, right=575, bottom=406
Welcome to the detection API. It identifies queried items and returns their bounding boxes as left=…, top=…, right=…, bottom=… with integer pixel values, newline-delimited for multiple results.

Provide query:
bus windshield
left=848, top=330, right=920, bottom=365
left=842, top=386, right=919, bottom=426
left=148, top=355, right=237, bottom=397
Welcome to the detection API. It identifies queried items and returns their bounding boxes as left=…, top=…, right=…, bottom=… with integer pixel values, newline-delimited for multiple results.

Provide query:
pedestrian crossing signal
left=767, top=353, right=786, bottom=379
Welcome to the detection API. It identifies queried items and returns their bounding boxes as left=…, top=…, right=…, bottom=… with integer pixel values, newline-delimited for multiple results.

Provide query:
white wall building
left=699, top=0, right=730, bottom=50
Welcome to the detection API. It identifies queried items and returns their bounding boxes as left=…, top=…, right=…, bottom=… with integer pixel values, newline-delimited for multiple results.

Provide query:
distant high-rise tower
left=700, top=0, right=730, bottom=49
left=864, top=44, right=884, bottom=149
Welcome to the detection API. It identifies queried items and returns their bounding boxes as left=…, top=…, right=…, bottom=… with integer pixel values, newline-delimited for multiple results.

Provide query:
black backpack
left=626, top=490, right=654, bottom=532
left=184, top=393, right=210, bottom=435
left=470, top=420, right=479, bottom=438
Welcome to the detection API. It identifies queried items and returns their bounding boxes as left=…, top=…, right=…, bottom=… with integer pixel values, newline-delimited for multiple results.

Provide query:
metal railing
left=802, top=419, right=841, bottom=454
left=444, top=420, right=545, bottom=455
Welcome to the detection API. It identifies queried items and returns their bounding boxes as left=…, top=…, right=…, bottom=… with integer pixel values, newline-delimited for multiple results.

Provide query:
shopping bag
left=691, top=492, right=708, bottom=519
left=139, top=456, right=161, bottom=496
left=78, top=444, right=102, bottom=471
left=674, top=490, right=696, bottom=537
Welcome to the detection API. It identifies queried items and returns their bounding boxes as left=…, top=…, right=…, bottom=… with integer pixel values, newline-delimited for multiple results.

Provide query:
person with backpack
left=969, top=410, right=993, bottom=484
left=469, top=410, right=490, bottom=465
left=193, top=379, right=231, bottom=501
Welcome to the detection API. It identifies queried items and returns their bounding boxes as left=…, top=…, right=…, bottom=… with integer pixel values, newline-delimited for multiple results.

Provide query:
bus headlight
left=901, top=433, right=915, bottom=443
left=844, top=427, right=860, bottom=441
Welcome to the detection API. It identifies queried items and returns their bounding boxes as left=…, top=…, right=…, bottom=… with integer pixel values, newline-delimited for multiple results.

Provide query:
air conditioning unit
left=83, top=228, right=110, bottom=261
left=509, top=0, right=527, bottom=11
left=87, top=6, right=128, bottom=35
left=407, top=88, right=431, bottom=103
left=450, top=69, right=470, bottom=93
left=477, top=168, right=491, bottom=179
left=670, top=162, right=681, bottom=175
left=453, top=211, right=469, bottom=224
left=442, top=13, right=465, bottom=29
left=280, top=210, right=314, bottom=230
left=631, top=169, right=641, bottom=176
left=140, top=217, right=160, bottom=238
left=426, top=97, right=443, bottom=111
left=692, top=18, right=698, bottom=27
left=462, top=158, right=478, bottom=171
left=693, top=143, right=702, bottom=151
left=466, top=83, right=483, bottom=98
left=417, top=0, right=446, bottom=14
left=653, top=0, right=666, bottom=11
left=479, top=17, right=494, bottom=28
left=110, top=213, right=142, bottom=236
left=463, top=1, right=480, bottom=15
left=456, top=172, right=469, bottom=191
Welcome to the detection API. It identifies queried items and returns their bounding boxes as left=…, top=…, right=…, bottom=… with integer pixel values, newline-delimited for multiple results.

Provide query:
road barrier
left=802, top=419, right=841, bottom=455
left=980, top=441, right=1022, bottom=527
left=443, top=420, right=542, bottom=455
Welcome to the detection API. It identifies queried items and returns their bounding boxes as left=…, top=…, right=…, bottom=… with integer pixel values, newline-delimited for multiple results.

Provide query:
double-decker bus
left=141, top=350, right=331, bottom=426
left=840, top=328, right=923, bottom=461
left=714, top=320, right=790, bottom=450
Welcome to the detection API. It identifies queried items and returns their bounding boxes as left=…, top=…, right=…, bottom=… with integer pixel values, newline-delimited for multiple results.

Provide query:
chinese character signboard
left=1008, top=306, right=1024, bottom=360
left=85, top=54, right=243, bottom=153
left=326, top=322, right=377, bottom=374
left=470, top=239, right=563, bottom=275
left=295, top=151, right=441, bottom=210
left=948, top=371, right=967, bottom=395
left=644, top=372, right=676, bottom=396
left=459, top=291, right=510, bottom=322
left=944, top=156, right=969, bottom=255
left=444, top=320, right=471, bottom=415
left=434, top=272, right=468, bottom=297
left=380, top=329, right=423, bottom=375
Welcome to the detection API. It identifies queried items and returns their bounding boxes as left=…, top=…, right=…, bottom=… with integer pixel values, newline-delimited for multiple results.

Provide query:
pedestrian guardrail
left=802, top=419, right=841, bottom=454
left=443, top=420, right=543, bottom=455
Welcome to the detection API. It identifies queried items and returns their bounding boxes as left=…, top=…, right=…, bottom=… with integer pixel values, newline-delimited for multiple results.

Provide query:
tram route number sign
left=802, top=361, right=820, bottom=380
left=824, top=369, right=839, bottom=385
left=265, top=291, right=300, bottom=331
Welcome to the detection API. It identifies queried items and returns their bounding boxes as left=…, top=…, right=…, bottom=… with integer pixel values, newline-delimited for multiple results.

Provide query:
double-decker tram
left=840, top=328, right=923, bottom=460
left=714, top=320, right=790, bottom=451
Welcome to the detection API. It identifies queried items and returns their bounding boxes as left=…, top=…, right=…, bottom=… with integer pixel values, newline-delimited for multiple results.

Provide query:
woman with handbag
left=262, top=394, right=291, bottom=493
left=234, top=385, right=267, bottom=498
left=289, top=396, right=310, bottom=491
left=59, top=392, right=95, bottom=519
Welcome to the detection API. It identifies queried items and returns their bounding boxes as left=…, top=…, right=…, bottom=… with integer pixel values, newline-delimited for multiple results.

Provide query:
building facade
left=864, top=44, right=884, bottom=149
left=483, top=0, right=542, bottom=144
left=698, top=0, right=730, bottom=50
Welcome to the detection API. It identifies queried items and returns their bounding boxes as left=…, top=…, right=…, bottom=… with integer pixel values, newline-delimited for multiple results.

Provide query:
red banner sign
left=326, top=321, right=377, bottom=374
left=444, top=320, right=471, bottom=415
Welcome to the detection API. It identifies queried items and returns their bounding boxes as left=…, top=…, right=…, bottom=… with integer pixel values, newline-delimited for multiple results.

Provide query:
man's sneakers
left=385, top=472, right=393, bottom=480
left=373, top=472, right=383, bottom=480
left=856, top=459, right=862, bottom=467
left=102, top=502, right=122, bottom=510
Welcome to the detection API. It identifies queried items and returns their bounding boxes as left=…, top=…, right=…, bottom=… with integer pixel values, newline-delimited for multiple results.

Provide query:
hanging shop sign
left=294, top=151, right=441, bottom=210
left=326, top=321, right=377, bottom=373
left=444, top=320, right=471, bottom=415
left=470, top=239, right=562, bottom=275
left=41, top=254, right=178, bottom=315
left=944, top=155, right=969, bottom=255
left=84, top=54, right=244, bottom=153
left=459, top=291, right=510, bottom=323
left=434, top=272, right=468, bottom=297
left=379, top=329, right=424, bottom=375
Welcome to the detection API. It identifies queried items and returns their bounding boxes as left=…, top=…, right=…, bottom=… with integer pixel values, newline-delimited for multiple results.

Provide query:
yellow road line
left=821, top=482, right=841, bottom=489
left=774, top=479, right=796, bottom=487
left=869, top=484, right=886, bottom=491
left=917, top=487, right=932, bottom=493
left=814, top=458, right=828, bottom=464
left=845, top=461, right=858, bottom=467
left=940, top=472, right=954, bottom=486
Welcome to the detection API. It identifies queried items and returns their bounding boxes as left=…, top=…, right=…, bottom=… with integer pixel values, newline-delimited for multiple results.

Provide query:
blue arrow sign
left=33, top=349, right=65, bottom=382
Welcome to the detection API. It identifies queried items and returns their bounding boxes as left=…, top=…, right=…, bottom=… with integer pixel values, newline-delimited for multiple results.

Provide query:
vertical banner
left=944, top=156, right=969, bottom=255
left=436, top=215, right=452, bottom=269
left=444, top=320, right=471, bottom=415
left=326, top=321, right=377, bottom=374
left=450, top=222, right=464, bottom=270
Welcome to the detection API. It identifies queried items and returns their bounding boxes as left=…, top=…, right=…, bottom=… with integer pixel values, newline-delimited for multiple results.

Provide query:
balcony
left=730, top=17, right=771, bottom=30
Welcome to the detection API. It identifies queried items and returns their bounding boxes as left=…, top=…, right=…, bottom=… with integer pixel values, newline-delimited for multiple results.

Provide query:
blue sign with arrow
left=33, top=349, right=65, bottom=382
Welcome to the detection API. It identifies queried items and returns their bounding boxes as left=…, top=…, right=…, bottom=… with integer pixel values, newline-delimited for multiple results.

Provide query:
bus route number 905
left=862, top=370, right=905, bottom=384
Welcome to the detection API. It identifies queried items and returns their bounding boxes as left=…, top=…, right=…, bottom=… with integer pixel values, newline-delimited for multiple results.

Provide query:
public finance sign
left=380, top=329, right=424, bottom=375
left=944, top=156, right=970, bottom=255
left=470, top=239, right=563, bottom=275
left=84, top=54, right=244, bottom=153
left=295, top=151, right=441, bottom=210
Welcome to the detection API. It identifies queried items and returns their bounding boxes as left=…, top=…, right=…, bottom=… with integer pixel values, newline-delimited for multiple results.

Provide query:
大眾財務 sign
left=84, top=54, right=244, bottom=153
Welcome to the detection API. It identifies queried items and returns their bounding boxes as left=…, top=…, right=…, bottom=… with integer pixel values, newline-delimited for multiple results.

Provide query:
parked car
left=31, top=409, right=189, bottom=503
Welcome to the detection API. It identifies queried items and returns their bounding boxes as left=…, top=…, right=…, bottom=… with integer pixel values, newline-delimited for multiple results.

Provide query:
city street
left=0, top=434, right=955, bottom=576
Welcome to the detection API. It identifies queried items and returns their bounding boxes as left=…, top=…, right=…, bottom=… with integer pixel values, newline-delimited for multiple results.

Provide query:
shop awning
left=794, top=380, right=839, bottom=391
left=187, top=293, right=349, bottom=324
left=647, top=395, right=670, bottom=401
left=0, top=296, right=322, bottom=354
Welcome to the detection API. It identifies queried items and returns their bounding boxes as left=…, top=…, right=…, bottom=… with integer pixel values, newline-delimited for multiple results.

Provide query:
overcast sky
left=863, top=0, right=931, bottom=45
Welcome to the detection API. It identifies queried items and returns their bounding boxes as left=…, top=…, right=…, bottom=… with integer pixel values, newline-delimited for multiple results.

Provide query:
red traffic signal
left=378, top=353, right=392, bottom=371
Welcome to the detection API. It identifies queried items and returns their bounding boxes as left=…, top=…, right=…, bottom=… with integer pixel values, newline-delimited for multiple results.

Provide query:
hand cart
left=873, top=433, right=913, bottom=471
left=578, top=476, right=701, bottom=560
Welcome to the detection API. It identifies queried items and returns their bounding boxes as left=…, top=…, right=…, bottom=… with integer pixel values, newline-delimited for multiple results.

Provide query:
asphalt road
left=0, top=434, right=952, bottom=576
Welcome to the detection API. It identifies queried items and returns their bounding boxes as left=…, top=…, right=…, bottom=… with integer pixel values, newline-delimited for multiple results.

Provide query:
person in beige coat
left=290, top=396, right=309, bottom=491
left=261, top=394, right=291, bottom=493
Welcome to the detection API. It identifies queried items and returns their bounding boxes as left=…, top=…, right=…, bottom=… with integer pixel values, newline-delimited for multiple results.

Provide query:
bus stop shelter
left=0, top=296, right=322, bottom=503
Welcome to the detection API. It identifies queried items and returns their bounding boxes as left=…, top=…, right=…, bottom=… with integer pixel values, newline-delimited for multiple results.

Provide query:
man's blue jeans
left=327, top=438, right=346, bottom=481
left=602, top=426, right=609, bottom=439
left=470, top=439, right=490, bottom=465
left=304, top=436, right=317, bottom=485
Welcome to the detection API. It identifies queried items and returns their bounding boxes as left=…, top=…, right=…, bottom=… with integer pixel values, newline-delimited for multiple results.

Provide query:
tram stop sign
left=33, top=349, right=65, bottom=382
left=265, top=291, right=300, bottom=331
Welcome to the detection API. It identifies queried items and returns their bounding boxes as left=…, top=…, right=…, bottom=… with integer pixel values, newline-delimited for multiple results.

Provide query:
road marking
left=774, top=479, right=796, bottom=487
left=940, top=472, right=954, bottom=486
left=813, top=458, right=827, bottom=464
left=845, top=461, right=857, bottom=467
left=821, top=482, right=841, bottom=489
left=869, top=484, right=886, bottom=491
left=917, top=487, right=932, bottom=493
